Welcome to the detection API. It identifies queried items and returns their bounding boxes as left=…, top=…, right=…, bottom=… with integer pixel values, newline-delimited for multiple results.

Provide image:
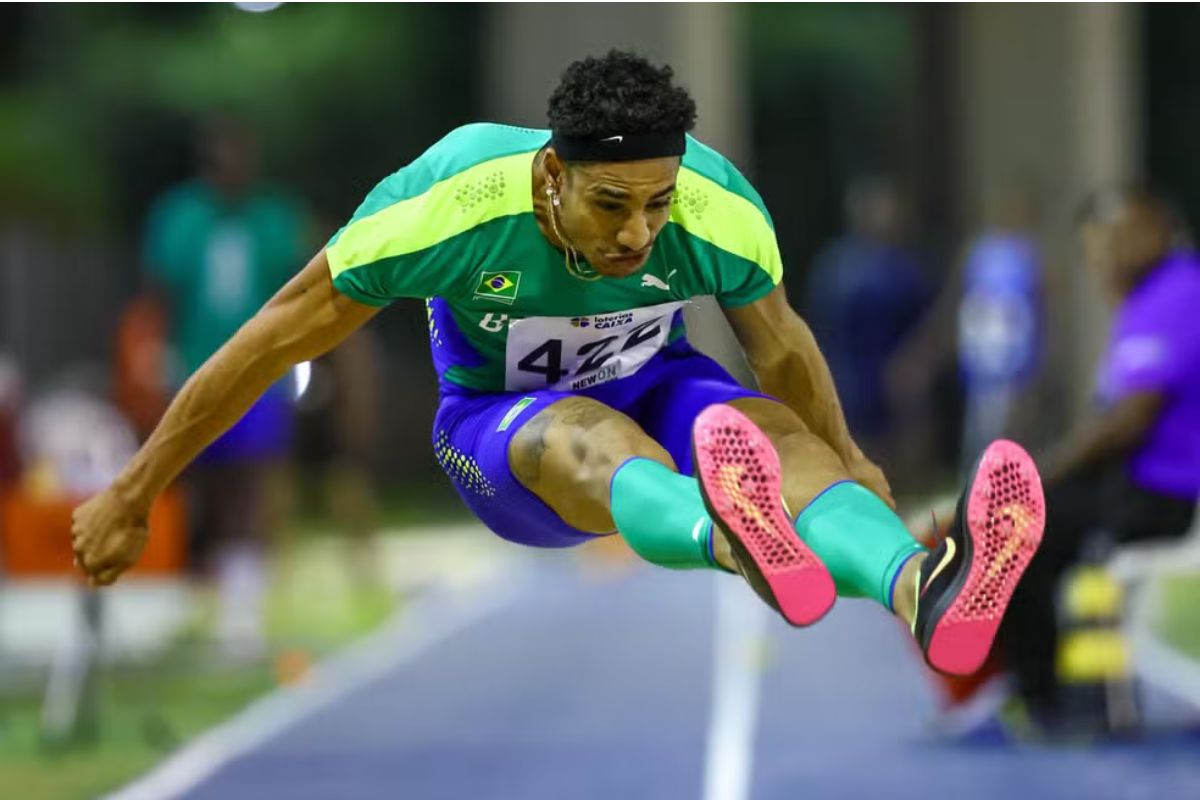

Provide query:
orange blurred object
left=0, top=487, right=186, bottom=577
left=114, top=294, right=170, bottom=440
left=275, top=648, right=314, bottom=686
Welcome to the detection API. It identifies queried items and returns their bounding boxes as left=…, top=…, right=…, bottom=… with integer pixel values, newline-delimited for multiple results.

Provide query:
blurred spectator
left=956, top=184, right=1045, bottom=469
left=999, top=185, right=1200, bottom=724
left=18, top=381, right=139, bottom=501
left=0, top=354, right=19, bottom=489
left=113, top=294, right=172, bottom=442
left=292, top=328, right=384, bottom=585
left=805, top=176, right=931, bottom=459
left=142, top=117, right=306, bottom=658
left=889, top=181, right=1047, bottom=479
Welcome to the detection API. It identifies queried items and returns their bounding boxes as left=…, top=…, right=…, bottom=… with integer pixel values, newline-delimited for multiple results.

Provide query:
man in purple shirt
left=1000, top=185, right=1200, bottom=723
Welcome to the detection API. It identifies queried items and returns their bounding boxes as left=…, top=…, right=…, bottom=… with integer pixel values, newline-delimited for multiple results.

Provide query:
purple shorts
left=432, top=340, right=768, bottom=548
left=197, top=383, right=293, bottom=465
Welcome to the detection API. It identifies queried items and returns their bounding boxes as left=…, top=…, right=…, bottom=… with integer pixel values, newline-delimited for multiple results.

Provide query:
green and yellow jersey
left=327, top=123, right=781, bottom=393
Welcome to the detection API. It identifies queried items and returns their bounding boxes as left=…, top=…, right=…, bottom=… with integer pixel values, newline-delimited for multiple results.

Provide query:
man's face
left=1080, top=219, right=1121, bottom=300
left=553, top=156, right=680, bottom=277
left=203, top=126, right=256, bottom=197
left=1080, top=202, right=1170, bottom=299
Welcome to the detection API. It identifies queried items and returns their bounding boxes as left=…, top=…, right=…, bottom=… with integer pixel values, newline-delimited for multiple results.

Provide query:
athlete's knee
left=727, top=397, right=810, bottom=439
left=727, top=397, right=847, bottom=479
left=509, top=396, right=673, bottom=492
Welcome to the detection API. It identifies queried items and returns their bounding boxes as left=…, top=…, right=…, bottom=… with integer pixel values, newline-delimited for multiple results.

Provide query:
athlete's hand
left=845, top=453, right=895, bottom=510
left=71, top=487, right=150, bottom=587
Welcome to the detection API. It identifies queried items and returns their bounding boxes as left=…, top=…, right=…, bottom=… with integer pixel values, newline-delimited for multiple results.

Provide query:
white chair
left=1105, top=503, right=1200, bottom=710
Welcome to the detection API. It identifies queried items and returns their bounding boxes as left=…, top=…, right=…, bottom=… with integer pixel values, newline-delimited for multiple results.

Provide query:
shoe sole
left=691, top=404, right=836, bottom=627
left=923, top=440, right=1046, bottom=676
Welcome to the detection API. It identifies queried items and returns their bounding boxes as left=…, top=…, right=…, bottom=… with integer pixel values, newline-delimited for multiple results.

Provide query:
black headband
left=550, top=131, right=686, bottom=162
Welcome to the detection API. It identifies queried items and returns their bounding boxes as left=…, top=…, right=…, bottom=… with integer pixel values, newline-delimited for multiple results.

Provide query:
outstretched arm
left=724, top=284, right=894, bottom=507
left=1041, top=391, right=1163, bottom=485
left=72, top=249, right=379, bottom=585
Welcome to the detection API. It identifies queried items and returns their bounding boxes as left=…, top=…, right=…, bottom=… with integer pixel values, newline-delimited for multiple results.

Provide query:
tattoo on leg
left=554, top=399, right=613, bottom=431
left=509, top=398, right=621, bottom=489
left=558, top=400, right=612, bottom=464
left=510, top=410, right=554, bottom=486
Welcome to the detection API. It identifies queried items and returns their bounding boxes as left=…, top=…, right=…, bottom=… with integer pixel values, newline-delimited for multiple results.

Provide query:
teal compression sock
left=609, top=457, right=720, bottom=570
left=793, top=481, right=926, bottom=610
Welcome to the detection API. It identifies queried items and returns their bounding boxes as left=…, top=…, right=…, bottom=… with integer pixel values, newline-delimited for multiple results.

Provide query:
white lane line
left=106, top=576, right=523, bottom=800
left=702, top=576, right=768, bottom=800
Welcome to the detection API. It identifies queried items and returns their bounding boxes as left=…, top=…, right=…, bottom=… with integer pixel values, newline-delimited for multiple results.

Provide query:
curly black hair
left=547, top=50, right=697, bottom=137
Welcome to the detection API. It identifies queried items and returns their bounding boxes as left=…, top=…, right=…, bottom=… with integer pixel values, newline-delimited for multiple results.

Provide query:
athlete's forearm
left=113, top=250, right=378, bottom=511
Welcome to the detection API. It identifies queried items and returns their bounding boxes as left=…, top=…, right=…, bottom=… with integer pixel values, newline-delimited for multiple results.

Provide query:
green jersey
left=327, top=123, right=781, bottom=393
left=144, top=180, right=305, bottom=381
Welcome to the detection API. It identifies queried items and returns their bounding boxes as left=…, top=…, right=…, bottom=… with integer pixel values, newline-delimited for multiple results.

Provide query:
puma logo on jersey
left=641, top=274, right=670, bottom=291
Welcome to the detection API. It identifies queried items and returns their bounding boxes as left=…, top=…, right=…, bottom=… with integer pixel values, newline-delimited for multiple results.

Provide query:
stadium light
left=293, top=361, right=311, bottom=401
left=234, top=2, right=284, bottom=13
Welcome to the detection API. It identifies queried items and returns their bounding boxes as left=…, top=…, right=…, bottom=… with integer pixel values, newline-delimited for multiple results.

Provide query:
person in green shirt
left=77, top=52, right=1046, bottom=677
left=141, top=118, right=305, bottom=656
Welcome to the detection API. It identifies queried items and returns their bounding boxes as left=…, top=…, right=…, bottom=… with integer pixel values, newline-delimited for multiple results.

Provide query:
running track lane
left=120, top=553, right=1200, bottom=800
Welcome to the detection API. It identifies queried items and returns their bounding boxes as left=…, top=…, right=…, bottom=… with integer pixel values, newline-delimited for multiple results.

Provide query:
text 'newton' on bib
left=504, top=301, right=683, bottom=392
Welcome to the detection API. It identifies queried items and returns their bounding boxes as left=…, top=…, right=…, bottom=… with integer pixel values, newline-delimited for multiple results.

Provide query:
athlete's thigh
left=433, top=390, right=583, bottom=548
left=726, top=395, right=808, bottom=439
left=433, top=390, right=661, bottom=547
left=509, top=395, right=672, bottom=533
left=634, top=351, right=769, bottom=475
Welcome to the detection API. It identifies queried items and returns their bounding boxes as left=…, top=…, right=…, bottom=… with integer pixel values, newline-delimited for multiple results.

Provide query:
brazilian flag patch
left=474, top=270, right=522, bottom=305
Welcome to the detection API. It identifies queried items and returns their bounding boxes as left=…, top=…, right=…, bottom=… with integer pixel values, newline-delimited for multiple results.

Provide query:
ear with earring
left=545, top=181, right=597, bottom=280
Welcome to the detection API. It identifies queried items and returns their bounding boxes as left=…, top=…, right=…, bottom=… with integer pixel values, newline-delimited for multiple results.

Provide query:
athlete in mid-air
left=72, top=51, right=1045, bottom=676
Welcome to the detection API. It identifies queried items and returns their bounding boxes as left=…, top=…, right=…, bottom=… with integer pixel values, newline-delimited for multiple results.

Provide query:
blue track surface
left=177, top=557, right=1200, bottom=800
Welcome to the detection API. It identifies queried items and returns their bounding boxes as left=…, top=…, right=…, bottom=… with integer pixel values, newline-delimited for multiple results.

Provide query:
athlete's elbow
left=747, top=346, right=803, bottom=388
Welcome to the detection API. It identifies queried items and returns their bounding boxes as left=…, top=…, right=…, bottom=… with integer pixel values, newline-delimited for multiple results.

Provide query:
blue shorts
left=197, top=382, right=293, bottom=465
left=432, top=340, right=768, bottom=548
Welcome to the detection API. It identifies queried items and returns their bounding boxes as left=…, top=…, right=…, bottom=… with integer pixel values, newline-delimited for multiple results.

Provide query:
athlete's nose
left=616, top=212, right=651, bottom=252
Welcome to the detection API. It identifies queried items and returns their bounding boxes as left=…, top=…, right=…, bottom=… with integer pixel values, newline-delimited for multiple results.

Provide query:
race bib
left=504, top=301, right=683, bottom=392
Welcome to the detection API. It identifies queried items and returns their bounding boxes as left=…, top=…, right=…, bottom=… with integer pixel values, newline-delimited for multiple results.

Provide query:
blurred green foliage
left=1, top=4, right=480, bottom=233
left=746, top=4, right=918, bottom=295
left=0, top=667, right=274, bottom=800
left=1160, top=574, right=1200, bottom=659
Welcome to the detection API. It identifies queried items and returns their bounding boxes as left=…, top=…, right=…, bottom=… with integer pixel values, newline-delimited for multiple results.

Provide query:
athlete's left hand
left=845, top=453, right=895, bottom=510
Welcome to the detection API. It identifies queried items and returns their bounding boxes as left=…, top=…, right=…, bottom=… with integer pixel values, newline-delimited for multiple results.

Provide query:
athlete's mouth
left=605, top=249, right=651, bottom=269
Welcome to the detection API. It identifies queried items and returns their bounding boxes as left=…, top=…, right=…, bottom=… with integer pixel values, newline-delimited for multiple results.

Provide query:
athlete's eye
left=648, top=199, right=672, bottom=212
left=595, top=201, right=624, bottom=213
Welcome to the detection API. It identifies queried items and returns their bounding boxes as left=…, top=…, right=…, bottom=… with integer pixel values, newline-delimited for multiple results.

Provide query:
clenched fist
left=71, top=487, right=150, bottom=586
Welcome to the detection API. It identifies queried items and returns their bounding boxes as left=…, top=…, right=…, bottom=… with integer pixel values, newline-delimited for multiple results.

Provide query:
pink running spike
left=692, top=404, right=836, bottom=627
left=925, top=439, right=1046, bottom=676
